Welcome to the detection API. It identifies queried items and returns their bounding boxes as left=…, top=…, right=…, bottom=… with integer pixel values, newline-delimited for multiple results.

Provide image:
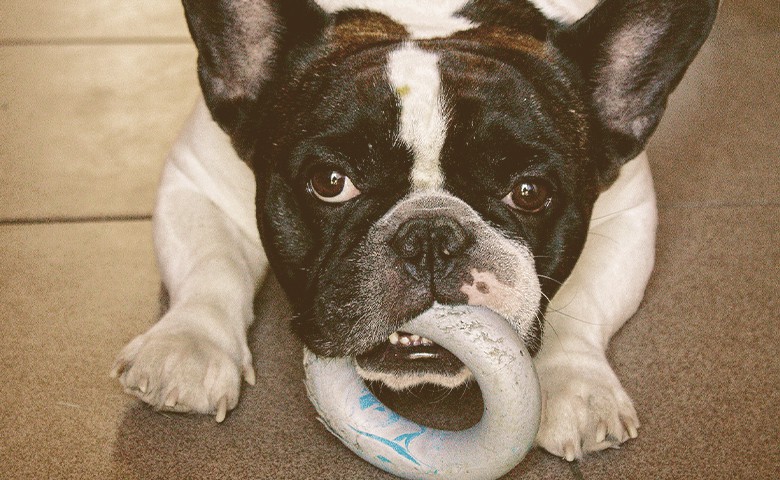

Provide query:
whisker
left=539, top=290, right=554, bottom=306
left=537, top=312, right=558, bottom=345
left=546, top=296, right=578, bottom=314
left=590, top=205, right=635, bottom=222
left=539, top=313, right=576, bottom=362
left=537, top=274, right=563, bottom=286
left=541, top=289, right=603, bottom=326
left=532, top=254, right=581, bottom=260
left=586, top=230, right=618, bottom=245
left=549, top=308, right=603, bottom=326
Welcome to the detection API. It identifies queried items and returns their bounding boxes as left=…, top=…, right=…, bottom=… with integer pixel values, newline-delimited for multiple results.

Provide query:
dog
left=111, top=0, right=718, bottom=462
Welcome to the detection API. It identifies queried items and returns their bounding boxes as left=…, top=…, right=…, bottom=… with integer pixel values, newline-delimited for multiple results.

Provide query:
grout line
left=0, top=37, right=192, bottom=47
left=658, top=201, right=780, bottom=209
left=0, top=214, right=152, bottom=226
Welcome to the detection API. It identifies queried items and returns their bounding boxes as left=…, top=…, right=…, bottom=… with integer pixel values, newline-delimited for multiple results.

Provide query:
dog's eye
left=503, top=178, right=552, bottom=213
left=307, top=169, right=361, bottom=203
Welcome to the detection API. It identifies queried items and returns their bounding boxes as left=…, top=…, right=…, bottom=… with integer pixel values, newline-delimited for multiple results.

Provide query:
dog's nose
left=390, top=216, right=471, bottom=281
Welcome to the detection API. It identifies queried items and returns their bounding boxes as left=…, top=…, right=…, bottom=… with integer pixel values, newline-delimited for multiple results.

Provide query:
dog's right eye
left=307, top=169, right=361, bottom=203
left=502, top=178, right=552, bottom=213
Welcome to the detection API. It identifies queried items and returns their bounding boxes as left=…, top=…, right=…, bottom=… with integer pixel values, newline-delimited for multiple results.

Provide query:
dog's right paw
left=111, top=328, right=254, bottom=422
left=533, top=350, right=639, bottom=461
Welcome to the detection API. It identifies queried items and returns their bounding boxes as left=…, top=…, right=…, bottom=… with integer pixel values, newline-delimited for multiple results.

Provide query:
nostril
left=391, top=220, right=425, bottom=260
left=397, top=239, right=418, bottom=259
left=432, top=217, right=470, bottom=258
left=390, top=216, right=471, bottom=282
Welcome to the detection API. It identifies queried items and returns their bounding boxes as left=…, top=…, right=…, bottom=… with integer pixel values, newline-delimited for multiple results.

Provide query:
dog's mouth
left=354, top=330, right=472, bottom=390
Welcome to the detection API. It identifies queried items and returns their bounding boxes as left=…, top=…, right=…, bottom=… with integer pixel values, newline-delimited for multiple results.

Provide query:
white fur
left=512, top=0, right=657, bottom=461
left=114, top=0, right=658, bottom=460
left=388, top=45, right=448, bottom=190
left=526, top=0, right=598, bottom=24
left=355, top=363, right=474, bottom=391
left=534, top=153, right=657, bottom=460
left=314, top=0, right=475, bottom=39
left=111, top=100, right=267, bottom=420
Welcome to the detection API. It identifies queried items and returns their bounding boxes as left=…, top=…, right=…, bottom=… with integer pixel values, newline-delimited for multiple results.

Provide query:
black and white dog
left=111, top=0, right=717, bottom=461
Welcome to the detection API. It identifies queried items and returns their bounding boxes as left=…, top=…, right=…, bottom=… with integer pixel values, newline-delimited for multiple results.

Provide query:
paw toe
left=535, top=356, right=640, bottom=459
left=112, top=330, right=244, bottom=417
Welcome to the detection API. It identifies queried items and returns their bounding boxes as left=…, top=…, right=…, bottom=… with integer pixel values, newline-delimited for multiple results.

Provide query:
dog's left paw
left=533, top=351, right=639, bottom=461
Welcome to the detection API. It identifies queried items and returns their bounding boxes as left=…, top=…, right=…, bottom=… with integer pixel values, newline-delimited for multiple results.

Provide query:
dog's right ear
left=182, top=0, right=327, bottom=148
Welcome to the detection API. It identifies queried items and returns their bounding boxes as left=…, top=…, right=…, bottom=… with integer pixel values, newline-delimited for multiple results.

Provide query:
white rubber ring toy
left=304, top=305, right=541, bottom=480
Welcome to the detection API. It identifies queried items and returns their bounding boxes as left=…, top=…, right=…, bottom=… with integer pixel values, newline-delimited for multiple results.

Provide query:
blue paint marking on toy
left=395, top=426, right=427, bottom=449
left=377, top=455, right=392, bottom=464
left=349, top=426, right=422, bottom=466
left=358, top=392, right=401, bottom=425
left=385, top=409, right=401, bottom=424
left=359, top=393, right=379, bottom=410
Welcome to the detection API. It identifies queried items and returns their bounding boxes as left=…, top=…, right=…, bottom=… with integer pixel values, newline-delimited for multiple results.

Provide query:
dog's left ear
left=552, top=0, right=718, bottom=182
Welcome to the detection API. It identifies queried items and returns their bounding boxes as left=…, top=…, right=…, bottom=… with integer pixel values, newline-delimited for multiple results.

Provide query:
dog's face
left=183, top=0, right=716, bottom=388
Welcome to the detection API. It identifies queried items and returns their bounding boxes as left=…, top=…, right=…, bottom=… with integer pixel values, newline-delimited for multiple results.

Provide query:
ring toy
left=304, top=305, right=541, bottom=480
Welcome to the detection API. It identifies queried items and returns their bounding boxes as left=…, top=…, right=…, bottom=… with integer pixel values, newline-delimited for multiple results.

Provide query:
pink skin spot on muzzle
left=460, top=269, right=516, bottom=313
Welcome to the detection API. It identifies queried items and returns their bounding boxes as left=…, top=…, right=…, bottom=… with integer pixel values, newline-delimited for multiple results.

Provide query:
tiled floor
left=0, top=1, right=198, bottom=476
left=1, top=1, right=777, bottom=479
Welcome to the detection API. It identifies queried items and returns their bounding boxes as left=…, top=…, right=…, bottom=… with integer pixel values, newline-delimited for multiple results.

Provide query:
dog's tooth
left=388, top=332, right=399, bottom=345
left=410, top=334, right=420, bottom=341
left=399, top=336, right=411, bottom=346
left=421, top=337, right=433, bottom=346
left=407, top=352, right=438, bottom=360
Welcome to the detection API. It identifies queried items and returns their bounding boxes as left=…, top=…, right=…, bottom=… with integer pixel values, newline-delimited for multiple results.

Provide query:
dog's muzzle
left=352, top=192, right=542, bottom=389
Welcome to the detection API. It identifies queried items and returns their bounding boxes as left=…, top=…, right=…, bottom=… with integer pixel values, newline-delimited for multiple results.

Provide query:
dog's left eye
left=502, top=178, right=552, bottom=213
left=307, top=169, right=361, bottom=203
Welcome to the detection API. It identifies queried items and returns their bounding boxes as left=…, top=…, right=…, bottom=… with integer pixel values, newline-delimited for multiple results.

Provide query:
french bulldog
left=111, top=0, right=718, bottom=461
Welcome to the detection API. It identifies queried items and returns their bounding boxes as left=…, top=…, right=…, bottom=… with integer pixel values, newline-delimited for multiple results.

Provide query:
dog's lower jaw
left=355, top=363, right=474, bottom=391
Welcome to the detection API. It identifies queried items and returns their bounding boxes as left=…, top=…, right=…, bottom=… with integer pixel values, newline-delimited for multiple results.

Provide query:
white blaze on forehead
left=525, top=0, right=598, bottom=24
left=313, top=0, right=475, bottom=39
left=388, top=45, right=448, bottom=191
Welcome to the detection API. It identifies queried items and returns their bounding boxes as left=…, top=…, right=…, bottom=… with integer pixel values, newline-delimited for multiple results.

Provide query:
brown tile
left=0, top=0, right=189, bottom=41
left=0, top=221, right=160, bottom=478
left=576, top=206, right=780, bottom=479
left=0, top=44, right=198, bottom=220
left=648, top=1, right=780, bottom=207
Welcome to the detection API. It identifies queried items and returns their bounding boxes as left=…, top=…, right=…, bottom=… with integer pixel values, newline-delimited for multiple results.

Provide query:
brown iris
left=307, top=168, right=361, bottom=203
left=506, top=179, right=551, bottom=213
left=310, top=170, right=346, bottom=198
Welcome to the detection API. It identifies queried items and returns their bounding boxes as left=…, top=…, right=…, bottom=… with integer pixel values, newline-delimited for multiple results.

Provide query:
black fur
left=181, top=0, right=718, bottom=366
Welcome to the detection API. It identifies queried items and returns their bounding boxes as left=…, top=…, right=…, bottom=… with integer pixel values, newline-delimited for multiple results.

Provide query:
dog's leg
left=533, top=153, right=657, bottom=460
left=111, top=99, right=267, bottom=421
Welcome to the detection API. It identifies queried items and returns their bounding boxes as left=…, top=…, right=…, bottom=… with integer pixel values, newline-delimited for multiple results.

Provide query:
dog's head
left=183, top=0, right=716, bottom=388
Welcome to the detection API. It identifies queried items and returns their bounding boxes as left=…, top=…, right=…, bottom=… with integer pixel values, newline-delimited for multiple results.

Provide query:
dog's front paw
left=534, top=351, right=639, bottom=461
left=111, top=325, right=254, bottom=422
